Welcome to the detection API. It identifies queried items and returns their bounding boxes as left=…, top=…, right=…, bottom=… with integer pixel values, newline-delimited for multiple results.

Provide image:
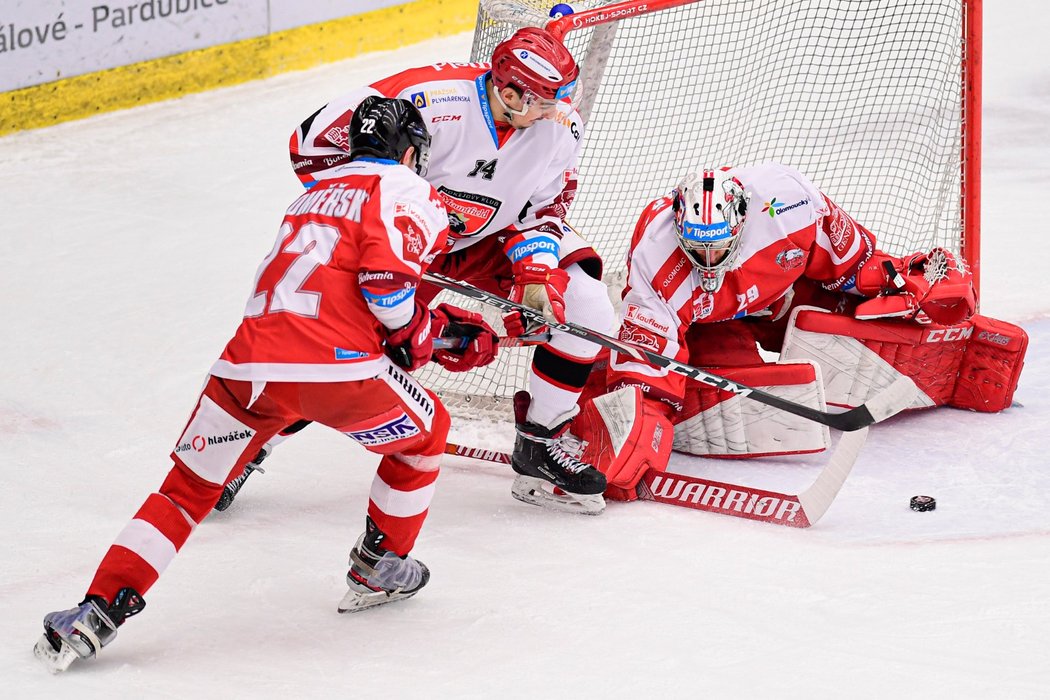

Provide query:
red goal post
left=418, top=0, right=982, bottom=417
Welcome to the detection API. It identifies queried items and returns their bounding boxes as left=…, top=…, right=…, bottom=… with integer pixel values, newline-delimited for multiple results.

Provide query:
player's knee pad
left=673, top=361, right=831, bottom=457
left=574, top=386, right=675, bottom=502
left=781, top=306, right=1027, bottom=412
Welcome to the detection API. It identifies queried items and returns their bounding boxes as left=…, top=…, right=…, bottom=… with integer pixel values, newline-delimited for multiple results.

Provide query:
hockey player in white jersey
left=221, top=27, right=615, bottom=515
left=574, top=163, right=1025, bottom=501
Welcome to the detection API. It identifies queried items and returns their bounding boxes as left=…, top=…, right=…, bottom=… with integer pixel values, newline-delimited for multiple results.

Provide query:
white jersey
left=290, top=63, right=583, bottom=270
left=610, top=162, right=877, bottom=402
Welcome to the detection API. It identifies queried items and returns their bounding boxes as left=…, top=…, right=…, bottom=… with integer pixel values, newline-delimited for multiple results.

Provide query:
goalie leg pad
left=574, top=386, right=674, bottom=502
left=673, top=362, right=831, bottom=457
left=950, top=314, right=1027, bottom=412
left=780, top=307, right=1027, bottom=412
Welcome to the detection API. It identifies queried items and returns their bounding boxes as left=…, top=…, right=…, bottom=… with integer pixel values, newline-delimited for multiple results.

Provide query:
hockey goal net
left=417, top=0, right=982, bottom=418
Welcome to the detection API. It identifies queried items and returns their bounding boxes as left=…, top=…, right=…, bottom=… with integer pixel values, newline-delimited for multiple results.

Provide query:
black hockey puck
left=910, top=495, right=936, bottom=512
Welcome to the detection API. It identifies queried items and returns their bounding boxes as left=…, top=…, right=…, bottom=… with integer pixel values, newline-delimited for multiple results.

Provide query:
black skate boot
left=214, top=444, right=270, bottom=512
left=338, top=516, right=430, bottom=613
left=510, top=391, right=606, bottom=515
left=33, top=587, right=145, bottom=673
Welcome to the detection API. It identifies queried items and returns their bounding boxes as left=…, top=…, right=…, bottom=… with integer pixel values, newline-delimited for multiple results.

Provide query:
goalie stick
left=447, top=424, right=871, bottom=528
left=424, top=272, right=909, bottom=431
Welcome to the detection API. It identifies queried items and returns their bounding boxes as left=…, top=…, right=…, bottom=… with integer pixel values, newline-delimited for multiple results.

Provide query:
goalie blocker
left=780, top=306, right=1027, bottom=412
left=574, top=361, right=830, bottom=501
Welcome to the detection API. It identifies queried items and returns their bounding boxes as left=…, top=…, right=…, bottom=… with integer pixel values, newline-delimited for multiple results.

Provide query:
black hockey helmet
left=349, top=96, right=432, bottom=177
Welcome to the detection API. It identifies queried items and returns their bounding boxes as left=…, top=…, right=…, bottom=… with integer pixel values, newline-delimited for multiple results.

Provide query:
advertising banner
left=0, top=0, right=408, bottom=92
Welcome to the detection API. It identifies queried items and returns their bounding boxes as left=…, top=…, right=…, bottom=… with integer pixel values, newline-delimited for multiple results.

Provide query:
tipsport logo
left=762, top=197, right=810, bottom=219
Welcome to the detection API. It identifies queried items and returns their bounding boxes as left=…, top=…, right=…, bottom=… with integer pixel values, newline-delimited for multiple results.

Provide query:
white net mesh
left=419, top=0, right=973, bottom=418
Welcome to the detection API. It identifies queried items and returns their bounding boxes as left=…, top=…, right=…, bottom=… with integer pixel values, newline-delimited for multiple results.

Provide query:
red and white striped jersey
left=610, top=162, right=877, bottom=402
left=210, top=161, right=448, bottom=383
left=289, top=63, right=583, bottom=270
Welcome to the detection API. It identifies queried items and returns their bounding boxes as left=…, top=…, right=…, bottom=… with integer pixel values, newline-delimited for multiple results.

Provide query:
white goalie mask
left=672, top=168, right=750, bottom=292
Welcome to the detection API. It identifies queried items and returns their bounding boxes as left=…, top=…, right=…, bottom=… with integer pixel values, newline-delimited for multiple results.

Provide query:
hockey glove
left=504, top=263, right=569, bottom=336
left=383, top=297, right=434, bottom=372
left=854, top=248, right=975, bottom=325
left=430, top=303, right=499, bottom=372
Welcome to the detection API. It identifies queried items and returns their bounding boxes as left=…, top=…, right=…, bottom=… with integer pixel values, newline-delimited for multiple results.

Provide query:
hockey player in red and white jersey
left=223, top=27, right=615, bottom=516
left=33, top=98, right=501, bottom=673
left=575, top=163, right=1025, bottom=500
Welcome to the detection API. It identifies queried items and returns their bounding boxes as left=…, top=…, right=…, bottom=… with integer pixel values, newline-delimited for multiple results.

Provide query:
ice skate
left=214, top=444, right=270, bottom=512
left=510, top=391, right=606, bottom=515
left=33, top=588, right=144, bottom=673
left=338, top=517, right=429, bottom=613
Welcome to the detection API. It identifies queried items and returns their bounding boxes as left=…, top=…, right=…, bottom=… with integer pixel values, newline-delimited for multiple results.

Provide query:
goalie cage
left=417, top=0, right=982, bottom=419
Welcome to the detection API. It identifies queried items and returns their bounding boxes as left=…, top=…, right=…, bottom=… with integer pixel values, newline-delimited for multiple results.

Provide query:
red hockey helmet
left=491, top=27, right=579, bottom=104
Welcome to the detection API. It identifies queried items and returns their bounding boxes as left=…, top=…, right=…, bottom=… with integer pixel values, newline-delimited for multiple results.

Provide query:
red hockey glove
left=383, top=297, right=434, bottom=372
left=854, top=248, right=975, bottom=325
left=430, top=303, right=499, bottom=372
left=504, top=263, right=569, bottom=336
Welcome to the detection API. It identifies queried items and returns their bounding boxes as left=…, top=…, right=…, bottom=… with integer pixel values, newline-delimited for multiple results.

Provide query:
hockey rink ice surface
left=3, top=6, right=1049, bottom=698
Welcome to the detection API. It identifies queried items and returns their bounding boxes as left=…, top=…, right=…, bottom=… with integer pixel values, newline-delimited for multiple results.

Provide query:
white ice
left=3, top=3, right=1049, bottom=697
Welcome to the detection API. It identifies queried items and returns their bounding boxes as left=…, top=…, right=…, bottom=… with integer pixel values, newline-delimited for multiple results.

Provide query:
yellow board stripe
left=0, top=0, right=477, bottom=136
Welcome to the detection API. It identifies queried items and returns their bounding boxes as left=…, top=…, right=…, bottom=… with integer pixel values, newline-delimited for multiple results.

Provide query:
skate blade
left=33, top=634, right=79, bottom=674
left=511, top=476, right=605, bottom=515
left=337, top=587, right=420, bottom=614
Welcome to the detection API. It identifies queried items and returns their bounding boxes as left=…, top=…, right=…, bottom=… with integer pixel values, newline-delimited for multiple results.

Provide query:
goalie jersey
left=289, top=63, right=583, bottom=269
left=609, top=162, right=877, bottom=405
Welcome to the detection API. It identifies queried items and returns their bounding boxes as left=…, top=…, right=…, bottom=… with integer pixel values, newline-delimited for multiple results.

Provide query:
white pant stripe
left=396, top=452, right=442, bottom=472
left=369, top=473, right=436, bottom=518
left=112, top=518, right=179, bottom=577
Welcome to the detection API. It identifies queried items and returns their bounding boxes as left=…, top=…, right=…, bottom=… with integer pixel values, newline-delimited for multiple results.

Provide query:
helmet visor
left=521, top=78, right=578, bottom=113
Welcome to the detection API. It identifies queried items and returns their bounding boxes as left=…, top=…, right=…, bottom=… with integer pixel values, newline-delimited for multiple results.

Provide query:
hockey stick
left=432, top=331, right=551, bottom=351
left=424, top=272, right=909, bottom=431
left=446, top=429, right=869, bottom=528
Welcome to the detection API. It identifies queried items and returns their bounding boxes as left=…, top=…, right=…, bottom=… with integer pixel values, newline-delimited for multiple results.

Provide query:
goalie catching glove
left=430, top=303, right=499, bottom=372
left=504, top=262, right=569, bottom=337
left=853, top=248, right=976, bottom=325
